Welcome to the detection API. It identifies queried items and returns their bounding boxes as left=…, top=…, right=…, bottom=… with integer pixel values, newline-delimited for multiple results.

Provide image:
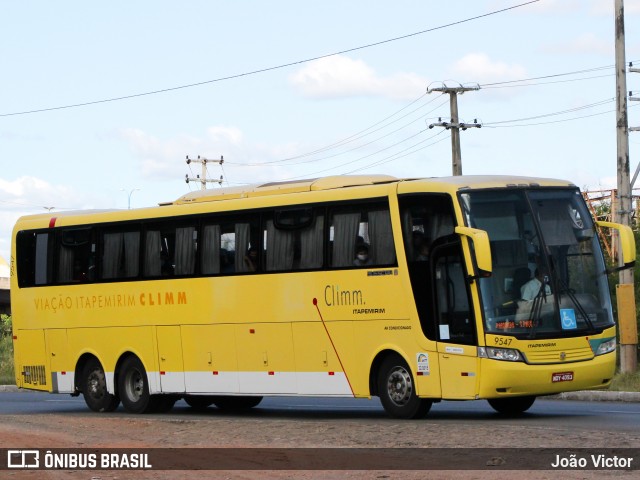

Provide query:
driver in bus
left=520, top=268, right=551, bottom=302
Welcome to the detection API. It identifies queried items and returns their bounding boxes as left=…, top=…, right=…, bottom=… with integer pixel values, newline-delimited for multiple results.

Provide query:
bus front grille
left=525, top=346, right=594, bottom=364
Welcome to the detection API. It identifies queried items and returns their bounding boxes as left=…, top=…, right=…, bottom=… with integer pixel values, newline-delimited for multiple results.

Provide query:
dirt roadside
left=1, top=391, right=639, bottom=480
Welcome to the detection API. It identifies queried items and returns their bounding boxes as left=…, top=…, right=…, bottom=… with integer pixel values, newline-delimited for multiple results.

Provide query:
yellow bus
left=10, top=174, right=635, bottom=418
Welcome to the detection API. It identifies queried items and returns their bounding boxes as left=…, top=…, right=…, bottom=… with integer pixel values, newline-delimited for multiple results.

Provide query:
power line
left=282, top=129, right=448, bottom=180
left=479, top=63, right=625, bottom=88
left=484, top=101, right=640, bottom=128
left=484, top=97, right=615, bottom=126
left=230, top=96, right=449, bottom=167
left=0, top=1, right=539, bottom=118
left=343, top=131, right=451, bottom=175
left=481, top=73, right=615, bottom=89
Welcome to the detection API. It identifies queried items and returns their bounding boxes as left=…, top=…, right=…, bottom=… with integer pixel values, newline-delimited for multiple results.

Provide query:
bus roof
left=12, top=174, right=577, bottom=231
left=169, top=174, right=399, bottom=205
left=168, top=174, right=575, bottom=206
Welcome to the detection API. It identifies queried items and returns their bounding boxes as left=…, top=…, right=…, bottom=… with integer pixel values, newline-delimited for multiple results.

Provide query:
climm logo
left=139, top=291, right=187, bottom=306
left=324, top=284, right=364, bottom=307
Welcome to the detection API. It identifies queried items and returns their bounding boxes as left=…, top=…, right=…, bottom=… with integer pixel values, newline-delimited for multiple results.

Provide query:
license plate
left=552, top=371, right=574, bottom=383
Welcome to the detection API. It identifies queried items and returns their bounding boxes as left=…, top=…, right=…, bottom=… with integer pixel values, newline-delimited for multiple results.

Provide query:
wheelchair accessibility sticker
left=560, top=309, right=577, bottom=330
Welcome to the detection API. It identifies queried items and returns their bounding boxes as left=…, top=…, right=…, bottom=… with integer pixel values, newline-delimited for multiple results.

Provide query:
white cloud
left=0, top=176, right=83, bottom=262
left=541, top=32, right=612, bottom=56
left=0, top=176, right=75, bottom=210
left=289, top=55, right=427, bottom=101
left=590, top=0, right=640, bottom=15
left=449, top=53, right=527, bottom=85
left=119, top=127, right=320, bottom=185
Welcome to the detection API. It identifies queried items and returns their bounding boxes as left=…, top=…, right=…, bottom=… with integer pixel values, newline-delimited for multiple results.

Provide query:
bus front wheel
left=377, top=354, right=431, bottom=419
left=81, top=358, right=120, bottom=412
left=488, top=396, right=536, bottom=415
left=118, top=356, right=152, bottom=414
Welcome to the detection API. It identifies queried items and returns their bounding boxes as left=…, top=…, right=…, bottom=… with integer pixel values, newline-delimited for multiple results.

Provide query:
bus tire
left=378, top=354, right=431, bottom=419
left=81, top=358, right=120, bottom=413
left=212, top=396, right=263, bottom=411
left=488, top=396, right=536, bottom=415
left=118, top=356, right=152, bottom=414
left=184, top=395, right=216, bottom=410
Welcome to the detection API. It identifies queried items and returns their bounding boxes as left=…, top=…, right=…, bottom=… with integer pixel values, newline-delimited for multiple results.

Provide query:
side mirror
left=596, top=221, right=636, bottom=268
left=455, top=226, right=492, bottom=276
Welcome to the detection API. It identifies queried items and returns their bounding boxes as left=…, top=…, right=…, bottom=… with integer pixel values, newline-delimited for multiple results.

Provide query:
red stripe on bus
left=313, top=297, right=355, bottom=396
left=49, top=217, right=57, bottom=228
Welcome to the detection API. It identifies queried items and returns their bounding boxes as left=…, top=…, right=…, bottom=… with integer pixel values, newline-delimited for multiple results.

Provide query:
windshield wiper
left=527, top=287, right=549, bottom=339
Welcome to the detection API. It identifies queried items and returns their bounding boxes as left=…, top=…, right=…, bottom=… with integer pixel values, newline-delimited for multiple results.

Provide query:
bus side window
left=299, top=214, right=324, bottom=269
left=232, top=219, right=259, bottom=274
left=330, top=210, right=361, bottom=267
left=366, top=209, right=395, bottom=265
left=329, top=204, right=395, bottom=268
left=264, top=219, right=294, bottom=271
left=201, top=224, right=222, bottom=274
left=57, top=228, right=95, bottom=284
left=174, top=226, right=197, bottom=276
left=16, top=230, right=53, bottom=287
left=265, top=208, right=324, bottom=272
left=102, top=230, right=140, bottom=279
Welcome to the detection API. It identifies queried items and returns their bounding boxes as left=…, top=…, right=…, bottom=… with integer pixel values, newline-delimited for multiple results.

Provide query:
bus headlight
left=594, top=338, right=616, bottom=356
left=478, top=346, right=523, bottom=362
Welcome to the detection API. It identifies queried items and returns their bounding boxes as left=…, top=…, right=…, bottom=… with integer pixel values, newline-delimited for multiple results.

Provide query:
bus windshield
left=461, top=188, right=613, bottom=339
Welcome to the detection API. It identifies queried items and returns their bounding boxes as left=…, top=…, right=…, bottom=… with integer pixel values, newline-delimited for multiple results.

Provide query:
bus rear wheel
left=118, top=356, right=152, bottom=414
left=81, top=358, right=120, bottom=412
left=377, top=354, right=431, bottom=419
left=212, top=396, right=263, bottom=411
left=488, top=396, right=536, bottom=415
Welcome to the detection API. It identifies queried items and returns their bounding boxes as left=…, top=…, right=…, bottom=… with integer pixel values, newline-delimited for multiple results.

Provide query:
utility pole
left=629, top=63, right=640, bottom=186
left=614, top=0, right=637, bottom=373
left=427, top=83, right=481, bottom=176
left=185, top=155, right=224, bottom=190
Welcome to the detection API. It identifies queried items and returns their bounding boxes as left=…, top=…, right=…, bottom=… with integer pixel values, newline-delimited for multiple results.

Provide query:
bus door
left=156, top=325, right=186, bottom=393
left=432, top=239, right=479, bottom=400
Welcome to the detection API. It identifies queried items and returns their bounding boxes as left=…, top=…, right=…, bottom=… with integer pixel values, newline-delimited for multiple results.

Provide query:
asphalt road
left=1, top=388, right=640, bottom=433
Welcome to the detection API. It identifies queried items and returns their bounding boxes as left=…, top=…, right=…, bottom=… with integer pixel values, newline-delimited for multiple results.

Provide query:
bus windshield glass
left=460, top=188, right=613, bottom=339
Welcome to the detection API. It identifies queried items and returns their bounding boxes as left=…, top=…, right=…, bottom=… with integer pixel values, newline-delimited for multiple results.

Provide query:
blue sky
left=2, top=0, right=640, bottom=263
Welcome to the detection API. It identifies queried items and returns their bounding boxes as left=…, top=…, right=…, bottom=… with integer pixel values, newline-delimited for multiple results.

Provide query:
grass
left=609, top=370, right=640, bottom=392
left=0, top=334, right=14, bottom=386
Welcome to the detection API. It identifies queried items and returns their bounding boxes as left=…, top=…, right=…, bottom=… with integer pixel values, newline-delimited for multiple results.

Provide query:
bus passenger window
left=201, top=224, right=221, bottom=274
left=299, top=215, right=324, bottom=269
left=264, top=220, right=294, bottom=271
left=102, top=230, right=140, bottom=279
left=265, top=208, right=324, bottom=272
left=16, top=231, right=53, bottom=287
left=143, top=230, right=163, bottom=277
left=174, top=226, right=196, bottom=276
left=57, top=228, right=95, bottom=284
left=234, top=221, right=259, bottom=273
left=329, top=204, right=395, bottom=268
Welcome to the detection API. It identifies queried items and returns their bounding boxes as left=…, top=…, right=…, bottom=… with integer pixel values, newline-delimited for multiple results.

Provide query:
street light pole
left=120, top=188, right=140, bottom=209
